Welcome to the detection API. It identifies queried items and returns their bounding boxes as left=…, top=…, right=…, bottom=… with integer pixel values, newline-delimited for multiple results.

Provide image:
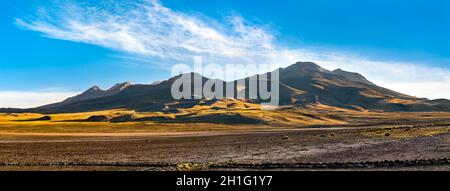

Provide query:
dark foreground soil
left=0, top=125, right=450, bottom=171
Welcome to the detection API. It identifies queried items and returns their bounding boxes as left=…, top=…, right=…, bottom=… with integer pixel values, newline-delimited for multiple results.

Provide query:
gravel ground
left=0, top=125, right=449, bottom=171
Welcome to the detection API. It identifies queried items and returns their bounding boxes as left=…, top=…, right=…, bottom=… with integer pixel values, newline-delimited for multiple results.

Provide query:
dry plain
left=1, top=108, right=450, bottom=171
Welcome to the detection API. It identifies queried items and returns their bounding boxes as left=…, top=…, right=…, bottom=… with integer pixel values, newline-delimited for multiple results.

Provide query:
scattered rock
left=110, top=114, right=136, bottom=122
left=177, top=113, right=264, bottom=124
left=385, top=133, right=390, bottom=137
left=136, top=115, right=176, bottom=122
left=282, top=135, right=289, bottom=140
left=210, top=106, right=225, bottom=110
left=35, top=116, right=51, bottom=121
left=85, top=115, right=108, bottom=122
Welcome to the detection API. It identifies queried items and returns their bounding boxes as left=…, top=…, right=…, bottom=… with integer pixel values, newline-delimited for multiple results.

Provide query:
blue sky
left=0, top=0, right=449, bottom=108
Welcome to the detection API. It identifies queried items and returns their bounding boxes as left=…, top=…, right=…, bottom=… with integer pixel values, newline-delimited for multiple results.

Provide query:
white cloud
left=0, top=91, right=79, bottom=109
left=15, top=0, right=276, bottom=63
left=14, top=0, right=450, bottom=100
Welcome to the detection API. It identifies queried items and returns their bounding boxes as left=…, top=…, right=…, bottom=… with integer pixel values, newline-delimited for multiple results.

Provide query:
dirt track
left=1, top=125, right=450, bottom=171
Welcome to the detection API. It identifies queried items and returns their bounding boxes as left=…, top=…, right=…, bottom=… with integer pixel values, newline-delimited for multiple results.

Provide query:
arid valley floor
left=1, top=109, right=450, bottom=171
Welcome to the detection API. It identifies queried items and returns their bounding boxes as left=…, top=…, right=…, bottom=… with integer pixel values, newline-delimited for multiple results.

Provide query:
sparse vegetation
left=176, top=163, right=204, bottom=171
left=363, top=126, right=450, bottom=139
left=1, top=104, right=450, bottom=135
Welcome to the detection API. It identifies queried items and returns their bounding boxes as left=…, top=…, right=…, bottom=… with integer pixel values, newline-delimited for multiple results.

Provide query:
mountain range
left=2, top=62, right=450, bottom=113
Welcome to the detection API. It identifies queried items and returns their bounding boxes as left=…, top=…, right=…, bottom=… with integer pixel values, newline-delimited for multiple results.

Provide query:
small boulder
left=35, top=116, right=51, bottom=121
left=110, top=114, right=136, bottom=122
left=85, top=115, right=108, bottom=122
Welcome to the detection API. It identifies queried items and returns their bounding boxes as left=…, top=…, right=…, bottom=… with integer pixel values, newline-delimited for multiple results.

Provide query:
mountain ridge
left=2, top=61, right=450, bottom=113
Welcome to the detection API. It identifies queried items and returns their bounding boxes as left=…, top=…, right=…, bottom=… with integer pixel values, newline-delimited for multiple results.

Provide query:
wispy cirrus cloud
left=15, top=0, right=278, bottom=64
left=14, top=0, right=450, bottom=100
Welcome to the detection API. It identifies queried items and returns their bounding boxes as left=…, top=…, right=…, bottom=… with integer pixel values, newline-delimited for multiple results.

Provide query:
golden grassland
left=0, top=99, right=449, bottom=134
left=0, top=114, right=274, bottom=134
left=0, top=103, right=275, bottom=134
left=0, top=120, right=267, bottom=134
left=362, top=126, right=450, bottom=139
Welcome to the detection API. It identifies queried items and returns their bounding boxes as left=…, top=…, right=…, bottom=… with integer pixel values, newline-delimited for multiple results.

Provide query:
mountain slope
left=32, top=73, right=211, bottom=113
left=229, top=62, right=425, bottom=110
left=231, top=62, right=448, bottom=112
left=274, top=62, right=424, bottom=110
left=35, top=82, right=133, bottom=112
left=331, top=68, right=374, bottom=85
